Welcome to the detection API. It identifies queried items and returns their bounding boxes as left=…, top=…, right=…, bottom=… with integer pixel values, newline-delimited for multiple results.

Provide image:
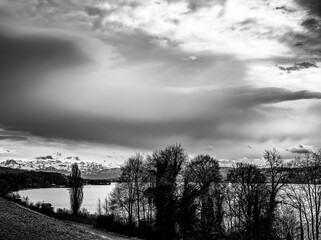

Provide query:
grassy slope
left=0, top=198, right=137, bottom=240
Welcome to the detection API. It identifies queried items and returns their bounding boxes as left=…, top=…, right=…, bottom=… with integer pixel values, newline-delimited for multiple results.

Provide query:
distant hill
left=0, top=167, right=69, bottom=196
left=0, top=166, right=25, bottom=174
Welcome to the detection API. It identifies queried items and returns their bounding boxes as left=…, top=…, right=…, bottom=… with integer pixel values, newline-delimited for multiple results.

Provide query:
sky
left=0, top=0, right=321, bottom=164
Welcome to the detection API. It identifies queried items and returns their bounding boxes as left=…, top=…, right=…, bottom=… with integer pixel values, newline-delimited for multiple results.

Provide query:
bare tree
left=108, top=154, right=147, bottom=226
left=109, top=183, right=130, bottom=221
left=264, top=149, right=288, bottom=238
left=227, top=163, right=268, bottom=239
left=275, top=205, right=300, bottom=240
left=69, top=163, right=84, bottom=215
left=97, top=198, right=102, bottom=216
left=121, top=153, right=145, bottom=226
left=285, top=151, right=321, bottom=240
left=103, top=197, right=109, bottom=215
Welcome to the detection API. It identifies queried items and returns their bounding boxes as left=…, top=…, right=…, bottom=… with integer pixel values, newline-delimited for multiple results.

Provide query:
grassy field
left=0, top=198, right=137, bottom=240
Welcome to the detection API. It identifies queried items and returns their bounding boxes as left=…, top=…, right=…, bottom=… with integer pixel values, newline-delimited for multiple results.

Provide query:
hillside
left=0, top=198, right=137, bottom=240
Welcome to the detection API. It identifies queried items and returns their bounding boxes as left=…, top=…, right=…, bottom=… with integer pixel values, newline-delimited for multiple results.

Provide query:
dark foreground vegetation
left=2, top=144, right=321, bottom=240
left=95, top=144, right=321, bottom=240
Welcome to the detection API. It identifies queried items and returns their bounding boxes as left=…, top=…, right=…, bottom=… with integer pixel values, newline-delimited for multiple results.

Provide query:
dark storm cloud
left=285, top=1, right=321, bottom=55
left=1, top=86, right=320, bottom=150
left=0, top=28, right=88, bottom=96
left=185, top=0, right=218, bottom=11
left=230, top=87, right=321, bottom=106
left=295, top=0, right=321, bottom=15
left=0, top=3, right=93, bottom=146
left=0, top=1, right=245, bottom=150
left=0, top=128, right=29, bottom=141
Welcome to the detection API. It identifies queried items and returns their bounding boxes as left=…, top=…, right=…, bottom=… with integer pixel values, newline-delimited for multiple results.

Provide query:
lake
left=19, top=184, right=116, bottom=214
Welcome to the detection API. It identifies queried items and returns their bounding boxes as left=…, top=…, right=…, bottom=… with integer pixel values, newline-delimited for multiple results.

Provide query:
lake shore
left=18, top=184, right=116, bottom=214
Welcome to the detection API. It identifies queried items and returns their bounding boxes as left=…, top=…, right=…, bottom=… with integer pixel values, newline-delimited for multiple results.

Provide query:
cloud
left=182, top=55, right=198, bottom=61
left=186, top=0, right=217, bottom=12
left=0, top=27, right=89, bottom=94
left=0, top=0, right=321, bottom=160
left=278, top=61, right=319, bottom=72
left=0, top=148, right=11, bottom=154
left=295, top=0, right=321, bottom=15
left=287, top=144, right=316, bottom=154
left=207, top=145, right=214, bottom=151
left=0, top=128, right=29, bottom=141
left=1, top=85, right=320, bottom=152
left=0, top=136, right=28, bottom=141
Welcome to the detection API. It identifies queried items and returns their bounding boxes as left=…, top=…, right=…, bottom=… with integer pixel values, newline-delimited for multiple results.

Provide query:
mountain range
left=0, top=159, right=121, bottom=180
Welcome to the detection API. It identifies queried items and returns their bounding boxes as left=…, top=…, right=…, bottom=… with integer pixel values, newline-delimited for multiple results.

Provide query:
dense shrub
left=95, top=214, right=158, bottom=239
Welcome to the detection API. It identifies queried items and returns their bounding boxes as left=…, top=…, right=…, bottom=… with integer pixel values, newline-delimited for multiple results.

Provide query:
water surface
left=19, top=184, right=116, bottom=214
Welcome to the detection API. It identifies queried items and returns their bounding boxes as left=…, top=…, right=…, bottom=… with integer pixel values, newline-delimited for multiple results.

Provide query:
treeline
left=96, top=144, right=321, bottom=240
left=0, top=167, right=68, bottom=196
left=84, top=179, right=111, bottom=185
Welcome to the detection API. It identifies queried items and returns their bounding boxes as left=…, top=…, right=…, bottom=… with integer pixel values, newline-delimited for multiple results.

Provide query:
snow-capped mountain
left=0, top=158, right=121, bottom=179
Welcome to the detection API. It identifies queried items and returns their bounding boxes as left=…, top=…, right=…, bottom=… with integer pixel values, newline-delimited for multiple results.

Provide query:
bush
left=21, top=196, right=29, bottom=207
left=95, top=215, right=158, bottom=239
left=6, top=192, right=21, bottom=203
left=80, top=208, right=90, bottom=217
left=95, top=214, right=136, bottom=235
left=56, top=208, right=69, bottom=215
left=35, top=201, right=42, bottom=209
left=96, top=214, right=116, bottom=229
